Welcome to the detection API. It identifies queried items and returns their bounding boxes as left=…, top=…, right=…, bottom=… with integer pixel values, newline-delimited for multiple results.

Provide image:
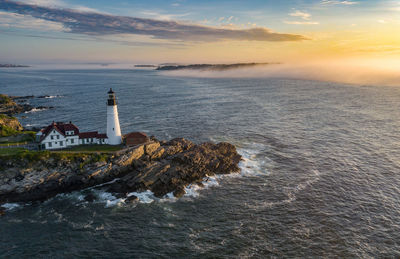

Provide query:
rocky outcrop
left=0, top=94, right=32, bottom=115
left=0, top=114, right=23, bottom=132
left=0, top=138, right=241, bottom=204
left=0, top=94, right=55, bottom=116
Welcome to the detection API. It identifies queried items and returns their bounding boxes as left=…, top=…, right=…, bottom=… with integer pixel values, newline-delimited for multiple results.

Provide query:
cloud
left=0, top=0, right=308, bottom=42
left=139, top=11, right=191, bottom=21
left=320, top=0, right=358, bottom=5
left=0, top=10, right=64, bottom=31
left=286, top=10, right=318, bottom=25
left=0, top=29, right=188, bottom=47
left=289, top=10, right=311, bottom=20
left=284, top=21, right=319, bottom=25
left=17, top=0, right=100, bottom=12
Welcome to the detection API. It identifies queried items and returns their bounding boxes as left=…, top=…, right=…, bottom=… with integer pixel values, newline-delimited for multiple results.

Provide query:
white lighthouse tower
left=106, top=88, right=122, bottom=145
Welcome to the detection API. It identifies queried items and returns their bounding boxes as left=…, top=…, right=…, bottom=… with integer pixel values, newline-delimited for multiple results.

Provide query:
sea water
left=1, top=68, right=400, bottom=257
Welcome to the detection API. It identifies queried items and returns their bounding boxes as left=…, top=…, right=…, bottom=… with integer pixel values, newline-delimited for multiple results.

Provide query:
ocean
left=1, top=68, right=400, bottom=258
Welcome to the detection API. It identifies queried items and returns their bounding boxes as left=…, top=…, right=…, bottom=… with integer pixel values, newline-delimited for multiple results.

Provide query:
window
left=51, top=136, right=54, bottom=140
left=55, top=142, right=57, bottom=144
left=71, top=139, right=74, bottom=144
left=57, top=135, right=60, bottom=139
left=48, top=142, right=52, bottom=147
left=60, top=141, right=63, bottom=146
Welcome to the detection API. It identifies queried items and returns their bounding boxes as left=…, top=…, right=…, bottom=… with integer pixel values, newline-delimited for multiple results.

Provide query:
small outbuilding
left=124, top=132, right=149, bottom=146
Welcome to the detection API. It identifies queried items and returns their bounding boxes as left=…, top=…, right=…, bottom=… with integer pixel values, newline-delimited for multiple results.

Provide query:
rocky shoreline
left=0, top=94, right=54, bottom=116
left=0, top=138, right=242, bottom=206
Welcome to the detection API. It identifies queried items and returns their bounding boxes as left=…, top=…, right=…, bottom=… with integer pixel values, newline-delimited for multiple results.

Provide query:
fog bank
left=160, top=60, right=400, bottom=87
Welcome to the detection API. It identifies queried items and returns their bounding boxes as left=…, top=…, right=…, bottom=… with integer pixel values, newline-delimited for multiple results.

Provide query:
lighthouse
left=106, top=88, right=122, bottom=145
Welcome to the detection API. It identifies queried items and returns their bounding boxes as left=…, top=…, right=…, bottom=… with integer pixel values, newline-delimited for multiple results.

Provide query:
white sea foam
left=183, top=176, right=220, bottom=198
left=127, top=190, right=156, bottom=204
left=43, top=95, right=63, bottom=99
left=237, top=143, right=270, bottom=177
left=257, top=169, right=321, bottom=208
left=1, top=203, right=21, bottom=211
left=24, top=107, right=49, bottom=113
left=93, top=190, right=125, bottom=207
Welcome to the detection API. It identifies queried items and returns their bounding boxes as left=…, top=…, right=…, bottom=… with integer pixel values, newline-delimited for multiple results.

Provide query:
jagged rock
left=144, top=142, right=160, bottom=156
left=125, top=195, right=139, bottom=203
left=0, top=94, right=33, bottom=115
left=84, top=193, right=97, bottom=202
left=0, top=138, right=241, bottom=204
left=173, top=186, right=186, bottom=198
left=149, top=147, right=165, bottom=160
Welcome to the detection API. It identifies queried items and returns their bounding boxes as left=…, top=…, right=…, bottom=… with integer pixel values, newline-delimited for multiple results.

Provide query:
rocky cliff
left=0, top=114, right=23, bottom=135
left=0, top=94, right=32, bottom=115
left=0, top=138, right=241, bottom=204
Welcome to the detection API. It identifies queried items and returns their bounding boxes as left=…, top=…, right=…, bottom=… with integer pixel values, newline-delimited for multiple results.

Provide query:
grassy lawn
left=0, top=147, right=26, bottom=156
left=58, top=144, right=124, bottom=152
left=0, top=132, right=36, bottom=143
left=0, top=141, right=29, bottom=146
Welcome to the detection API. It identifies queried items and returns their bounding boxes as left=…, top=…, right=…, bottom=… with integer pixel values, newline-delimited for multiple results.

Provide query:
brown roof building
left=124, top=132, right=149, bottom=146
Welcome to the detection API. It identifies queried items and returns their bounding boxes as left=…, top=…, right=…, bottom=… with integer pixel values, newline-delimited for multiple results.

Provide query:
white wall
left=107, top=105, right=122, bottom=145
left=40, top=130, right=67, bottom=150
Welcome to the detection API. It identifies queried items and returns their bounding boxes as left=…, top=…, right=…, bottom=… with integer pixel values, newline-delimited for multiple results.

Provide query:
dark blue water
left=1, top=69, right=400, bottom=258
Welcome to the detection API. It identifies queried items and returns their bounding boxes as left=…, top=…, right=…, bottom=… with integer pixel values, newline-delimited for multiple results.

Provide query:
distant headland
left=156, top=62, right=276, bottom=71
left=0, top=64, right=30, bottom=68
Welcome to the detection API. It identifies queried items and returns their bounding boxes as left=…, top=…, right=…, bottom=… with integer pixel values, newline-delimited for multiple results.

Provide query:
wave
left=38, top=95, right=63, bottom=99
left=1, top=203, right=21, bottom=211
left=24, top=107, right=49, bottom=113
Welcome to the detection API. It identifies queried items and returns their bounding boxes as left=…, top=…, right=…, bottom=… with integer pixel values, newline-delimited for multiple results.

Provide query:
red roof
left=79, top=132, right=99, bottom=139
left=79, top=132, right=108, bottom=139
left=40, top=122, right=79, bottom=141
left=124, top=132, right=148, bottom=139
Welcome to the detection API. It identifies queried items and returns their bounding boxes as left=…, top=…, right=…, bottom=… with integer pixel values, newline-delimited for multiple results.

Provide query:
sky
left=0, top=0, right=400, bottom=65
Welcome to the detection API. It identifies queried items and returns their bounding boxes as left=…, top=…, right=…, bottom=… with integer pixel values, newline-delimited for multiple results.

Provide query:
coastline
left=0, top=138, right=241, bottom=206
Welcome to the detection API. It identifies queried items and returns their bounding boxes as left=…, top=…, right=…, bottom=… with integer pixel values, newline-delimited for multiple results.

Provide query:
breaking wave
left=24, top=107, right=50, bottom=113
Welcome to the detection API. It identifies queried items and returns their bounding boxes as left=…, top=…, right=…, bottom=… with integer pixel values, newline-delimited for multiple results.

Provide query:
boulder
left=125, top=195, right=139, bottom=203
left=84, top=193, right=97, bottom=202
left=149, top=147, right=165, bottom=160
left=144, top=142, right=160, bottom=156
left=173, top=186, right=186, bottom=198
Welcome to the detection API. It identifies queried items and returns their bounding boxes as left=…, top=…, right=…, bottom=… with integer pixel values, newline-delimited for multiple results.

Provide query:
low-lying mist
left=160, top=60, right=400, bottom=87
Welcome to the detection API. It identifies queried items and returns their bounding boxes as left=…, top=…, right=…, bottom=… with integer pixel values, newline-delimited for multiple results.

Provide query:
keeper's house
left=36, top=121, right=108, bottom=150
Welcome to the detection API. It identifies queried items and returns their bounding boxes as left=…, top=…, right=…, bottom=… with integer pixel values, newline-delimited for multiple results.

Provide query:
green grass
left=0, top=147, right=26, bottom=156
left=61, top=144, right=123, bottom=152
left=0, top=142, right=28, bottom=146
left=0, top=94, right=13, bottom=105
left=0, top=132, right=36, bottom=143
left=0, top=125, right=20, bottom=137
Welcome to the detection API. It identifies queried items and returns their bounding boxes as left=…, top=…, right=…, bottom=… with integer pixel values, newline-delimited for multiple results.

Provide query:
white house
left=37, top=122, right=108, bottom=150
left=78, top=132, right=108, bottom=145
